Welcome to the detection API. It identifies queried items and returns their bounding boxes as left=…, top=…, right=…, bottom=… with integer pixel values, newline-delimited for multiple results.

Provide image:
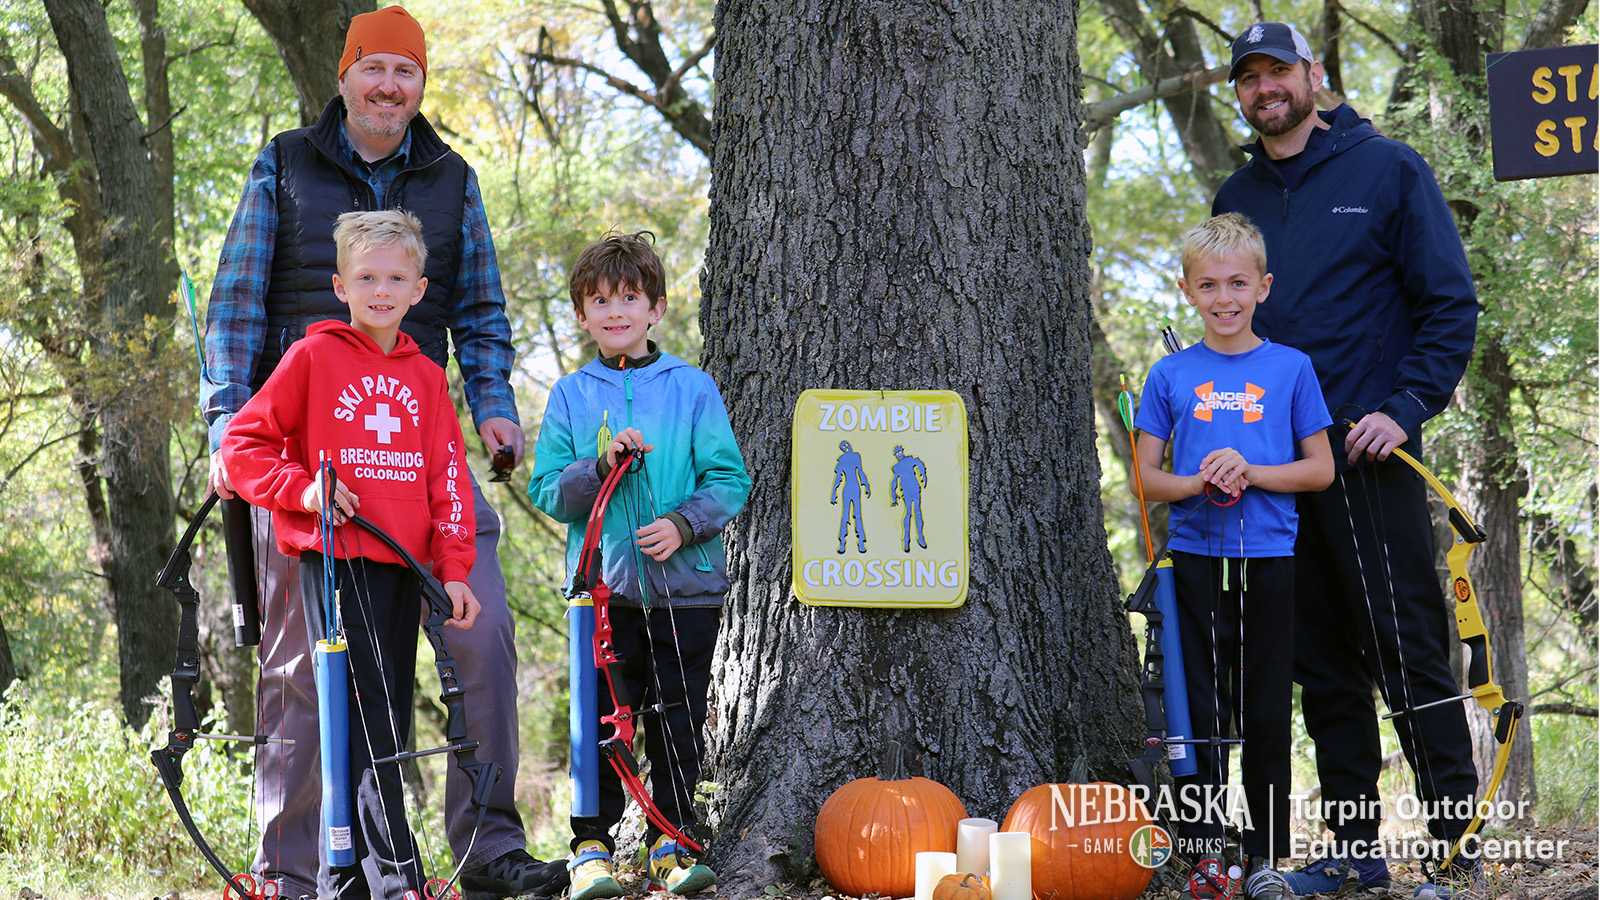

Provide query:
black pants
left=1172, top=552, right=1294, bottom=860
left=1295, top=464, right=1478, bottom=849
left=301, top=551, right=424, bottom=900
left=571, top=605, right=720, bottom=853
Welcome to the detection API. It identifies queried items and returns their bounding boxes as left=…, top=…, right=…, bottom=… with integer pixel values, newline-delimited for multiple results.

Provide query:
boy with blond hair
left=223, top=210, right=478, bottom=900
left=530, top=230, right=749, bottom=897
left=1133, top=212, right=1334, bottom=899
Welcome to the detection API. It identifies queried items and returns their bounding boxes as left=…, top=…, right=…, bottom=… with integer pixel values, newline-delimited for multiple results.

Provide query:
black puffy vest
left=254, top=97, right=466, bottom=389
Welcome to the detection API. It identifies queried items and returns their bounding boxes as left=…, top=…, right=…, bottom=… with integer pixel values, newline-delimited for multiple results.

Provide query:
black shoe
left=460, top=848, right=570, bottom=899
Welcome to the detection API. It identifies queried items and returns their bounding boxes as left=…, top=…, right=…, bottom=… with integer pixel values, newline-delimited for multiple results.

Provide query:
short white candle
left=956, top=817, right=998, bottom=875
left=914, top=851, right=959, bottom=900
left=989, top=831, right=1032, bottom=900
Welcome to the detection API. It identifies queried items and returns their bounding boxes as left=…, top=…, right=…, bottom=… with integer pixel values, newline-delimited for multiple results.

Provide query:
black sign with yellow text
left=1486, top=44, right=1598, bottom=181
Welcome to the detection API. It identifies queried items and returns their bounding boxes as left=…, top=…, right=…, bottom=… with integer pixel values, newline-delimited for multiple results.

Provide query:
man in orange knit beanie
left=203, top=5, right=566, bottom=897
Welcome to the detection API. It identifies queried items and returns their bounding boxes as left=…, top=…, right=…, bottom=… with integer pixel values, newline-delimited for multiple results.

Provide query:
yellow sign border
left=790, top=389, right=969, bottom=608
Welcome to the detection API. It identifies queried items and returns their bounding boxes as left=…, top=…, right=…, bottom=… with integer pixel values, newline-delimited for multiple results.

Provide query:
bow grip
left=1463, top=634, right=1491, bottom=698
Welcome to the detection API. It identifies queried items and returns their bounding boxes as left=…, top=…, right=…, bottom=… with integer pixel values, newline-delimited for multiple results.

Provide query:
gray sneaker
left=1245, top=867, right=1293, bottom=900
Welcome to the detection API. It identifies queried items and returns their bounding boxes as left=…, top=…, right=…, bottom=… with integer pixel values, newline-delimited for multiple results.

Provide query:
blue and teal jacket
left=529, top=349, right=750, bottom=608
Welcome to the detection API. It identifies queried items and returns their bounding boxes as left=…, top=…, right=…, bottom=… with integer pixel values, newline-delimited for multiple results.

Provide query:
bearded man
left=1212, top=22, right=1483, bottom=900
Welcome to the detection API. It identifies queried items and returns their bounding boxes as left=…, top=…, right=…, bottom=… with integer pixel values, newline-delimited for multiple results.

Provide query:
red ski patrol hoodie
left=222, top=319, right=475, bottom=584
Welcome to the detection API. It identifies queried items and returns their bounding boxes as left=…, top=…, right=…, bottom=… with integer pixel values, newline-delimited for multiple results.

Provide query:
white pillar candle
left=956, top=817, right=998, bottom=875
left=914, top=851, right=959, bottom=900
left=989, top=831, right=1033, bottom=900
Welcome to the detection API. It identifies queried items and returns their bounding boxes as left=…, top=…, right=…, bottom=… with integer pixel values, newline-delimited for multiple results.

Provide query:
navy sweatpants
left=571, top=605, right=720, bottom=853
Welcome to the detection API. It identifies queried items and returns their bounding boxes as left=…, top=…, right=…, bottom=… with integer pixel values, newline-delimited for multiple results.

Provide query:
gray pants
left=250, top=478, right=525, bottom=897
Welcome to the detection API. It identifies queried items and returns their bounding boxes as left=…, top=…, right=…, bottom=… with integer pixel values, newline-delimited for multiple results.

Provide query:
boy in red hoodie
left=222, top=209, right=479, bottom=900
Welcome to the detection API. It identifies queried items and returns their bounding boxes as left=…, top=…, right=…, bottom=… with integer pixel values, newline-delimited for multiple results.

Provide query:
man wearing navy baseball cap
left=1212, top=21, right=1484, bottom=900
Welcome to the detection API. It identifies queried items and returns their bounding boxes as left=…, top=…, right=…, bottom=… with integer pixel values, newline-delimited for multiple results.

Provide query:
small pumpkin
left=1000, top=759, right=1154, bottom=900
left=933, top=872, right=992, bottom=900
left=814, top=740, right=969, bottom=898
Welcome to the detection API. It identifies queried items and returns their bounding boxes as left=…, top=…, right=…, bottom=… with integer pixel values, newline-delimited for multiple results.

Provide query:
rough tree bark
left=699, top=0, right=1140, bottom=889
left=43, top=0, right=177, bottom=727
left=239, top=0, right=371, bottom=125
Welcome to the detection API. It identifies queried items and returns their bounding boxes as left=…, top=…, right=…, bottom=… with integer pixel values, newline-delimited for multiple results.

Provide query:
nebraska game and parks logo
left=1129, top=823, right=1173, bottom=868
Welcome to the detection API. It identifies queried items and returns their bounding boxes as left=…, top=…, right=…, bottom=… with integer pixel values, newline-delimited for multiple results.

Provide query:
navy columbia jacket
left=1212, top=104, right=1478, bottom=463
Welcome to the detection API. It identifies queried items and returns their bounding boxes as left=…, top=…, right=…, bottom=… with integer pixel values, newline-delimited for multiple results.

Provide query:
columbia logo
left=1247, top=25, right=1264, bottom=43
left=1331, top=206, right=1370, bottom=214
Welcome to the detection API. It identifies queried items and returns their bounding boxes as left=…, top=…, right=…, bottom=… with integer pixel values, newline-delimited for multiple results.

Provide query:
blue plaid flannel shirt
left=201, top=126, right=517, bottom=450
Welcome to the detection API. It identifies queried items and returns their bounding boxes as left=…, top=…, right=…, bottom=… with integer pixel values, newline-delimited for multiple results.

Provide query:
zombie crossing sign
left=791, top=389, right=969, bottom=608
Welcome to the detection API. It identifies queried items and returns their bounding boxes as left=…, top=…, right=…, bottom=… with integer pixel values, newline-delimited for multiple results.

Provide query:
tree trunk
left=699, top=0, right=1138, bottom=889
left=240, top=0, right=371, bottom=125
left=1406, top=0, right=1538, bottom=819
left=1458, top=337, right=1535, bottom=811
left=44, top=0, right=177, bottom=728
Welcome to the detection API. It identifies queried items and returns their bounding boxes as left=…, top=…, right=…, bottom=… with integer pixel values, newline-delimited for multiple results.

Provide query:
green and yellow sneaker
left=646, top=834, right=717, bottom=894
left=568, top=840, right=624, bottom=900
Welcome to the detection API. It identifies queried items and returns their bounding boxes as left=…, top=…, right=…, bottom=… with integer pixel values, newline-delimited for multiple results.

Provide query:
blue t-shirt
left=1135, top=339, right=1332, bottom=557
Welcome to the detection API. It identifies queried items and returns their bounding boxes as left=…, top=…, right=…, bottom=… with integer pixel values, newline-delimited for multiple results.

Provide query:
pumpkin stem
left=1069, top=753, right=1089, bottom=784
left=878, top=739, right=912, bottom=781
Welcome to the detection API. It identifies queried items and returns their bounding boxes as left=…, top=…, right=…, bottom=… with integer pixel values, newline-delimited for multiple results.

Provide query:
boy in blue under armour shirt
left=1134, top=213, right=1334, bottom=900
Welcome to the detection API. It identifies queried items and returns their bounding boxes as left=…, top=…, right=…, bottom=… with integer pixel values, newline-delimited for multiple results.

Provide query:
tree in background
left=697, top=0, right=1139, bottom=887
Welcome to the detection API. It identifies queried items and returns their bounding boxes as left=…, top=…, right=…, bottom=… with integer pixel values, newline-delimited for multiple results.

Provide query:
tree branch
left=1083, top=64, right=1229, bottom=133
left=0, top=35, right=75, bottom=171
left=663, top=32, right=715, bottom=96
left=1521, top=0, right=1592, bottom=49
left=526, top=50, right=659, bottom=107
left=1529, top=701, right=1599, bottom=717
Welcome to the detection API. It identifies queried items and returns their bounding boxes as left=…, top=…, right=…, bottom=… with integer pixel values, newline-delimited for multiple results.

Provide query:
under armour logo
left=1247, top=25, right=1264, bottom=43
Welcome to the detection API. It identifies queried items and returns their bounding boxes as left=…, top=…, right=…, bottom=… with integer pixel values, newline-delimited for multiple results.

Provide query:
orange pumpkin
left=933, top=872, right=992, bottom=900
left=1001, top=780, right=1155, bottom=900
left=814, top=740, right=968, bottom=897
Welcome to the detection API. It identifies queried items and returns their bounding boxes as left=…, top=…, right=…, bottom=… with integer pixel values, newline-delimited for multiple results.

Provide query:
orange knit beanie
left=338, top=6, right=427, bottom=79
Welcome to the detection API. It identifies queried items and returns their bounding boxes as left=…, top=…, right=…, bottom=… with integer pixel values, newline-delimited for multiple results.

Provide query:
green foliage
left=0, top=693, right=254, bottom=895
left=1532, top=711, right=1600, bottom=827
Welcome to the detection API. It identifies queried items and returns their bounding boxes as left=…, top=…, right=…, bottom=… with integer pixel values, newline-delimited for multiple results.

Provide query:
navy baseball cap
left=1229, top=22, right=1314, bottom=81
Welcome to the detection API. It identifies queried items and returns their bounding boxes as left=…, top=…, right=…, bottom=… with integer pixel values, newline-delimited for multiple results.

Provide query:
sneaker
left=646, top=834, right=717, bottom=893
left=1188, top=859, right=1242, bottom=900
left=1283, top=856, right=1391, bottom=896
left=1244, top=867, right=1292, bottom=900
left=460, top=848, right=569, bottom=899
left=568, top=841, right=624, bottom=900
left=1413, top=858, right=1485, bottom=900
